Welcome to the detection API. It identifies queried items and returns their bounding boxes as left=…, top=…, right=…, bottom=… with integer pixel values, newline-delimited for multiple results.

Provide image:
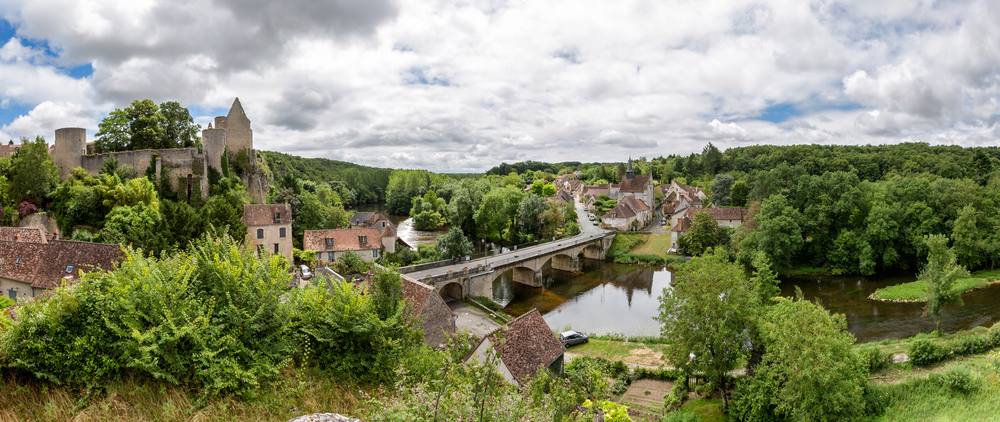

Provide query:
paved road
left=446, top=299, right=502, bottom=338
left=408, top=201, right=612, bottom=279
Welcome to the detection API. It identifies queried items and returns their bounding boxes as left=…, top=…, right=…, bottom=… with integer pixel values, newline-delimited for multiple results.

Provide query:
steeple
left=626, top=156, right=634, bottom=180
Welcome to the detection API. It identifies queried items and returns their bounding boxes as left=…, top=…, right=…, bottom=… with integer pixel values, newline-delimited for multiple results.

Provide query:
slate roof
left=474, top=309, right=564, bottom=386
left=243, top=204, right=292, bottom=226
left=0, top=226, right=49, bottom=244
left=619, top=174, right=651, bottom=192
left=303, top=228, right=382, bottom=252
left=0, top=240, right=123, bottom=289
left=350, top=212, right=375, bottom=227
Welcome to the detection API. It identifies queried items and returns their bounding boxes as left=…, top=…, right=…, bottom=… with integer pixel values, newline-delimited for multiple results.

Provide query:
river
left=497, top=260, right=1000, bottom=343
left=348, top=204, right=446, bottom=247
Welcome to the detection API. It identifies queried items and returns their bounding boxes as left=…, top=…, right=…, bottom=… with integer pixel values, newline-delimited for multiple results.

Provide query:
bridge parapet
left=420, top=264, right=494, bottom=286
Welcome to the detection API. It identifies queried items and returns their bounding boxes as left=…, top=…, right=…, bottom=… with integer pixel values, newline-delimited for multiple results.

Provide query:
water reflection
left=498, top=262, right=1000, bottom=343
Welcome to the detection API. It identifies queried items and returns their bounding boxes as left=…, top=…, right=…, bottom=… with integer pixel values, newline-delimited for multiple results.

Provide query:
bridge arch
left=440, top=281, right=464, bottom=300
left=581, top=244, right=603, bottom=260
left=511, top=265, right=542, bottom=287
left=550, top=253, right=578, bottom=273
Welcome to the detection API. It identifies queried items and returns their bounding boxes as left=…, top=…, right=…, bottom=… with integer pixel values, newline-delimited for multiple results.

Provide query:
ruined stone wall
left=224, top=104, right=253, bottom=154
left=78, top=148, right=210, bottom=199
left=79, top=149, right=156, bottom=178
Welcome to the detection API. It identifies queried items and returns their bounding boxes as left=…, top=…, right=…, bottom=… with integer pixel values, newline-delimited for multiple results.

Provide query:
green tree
left=733, top=295, right=869, bottom=422
left=125, top=99, right=166, bottom=150
left=711, top=174, right=735, bottom=206
left=542, top=184, right=557, bottom=197
left=951, top=204, right=994, bottom=269
left=655, top=249, right=758, bottom=410
left=739, top=194, right=803, bottom=273
left=98, top=203, right=165, bottom=252
left=158, top=101, right=201, bottom=149
left=8, top=136, right=59, bottom=205
left=702, top=142, right=723, bottom=175
left=436, top=227, right=474, bottom=259
left=529, top=180, right=545, bottom=196
left=539, top=202, right=564, bottom=238
left=731, top=180, right=750, bottom=207
left=517, top=194, right=548, bottom=240
left=475, top=186, right=525, bottom=242
left=501, top=172, right=526, bottom=189
left=683, top=210, right=720, bottom=256
left=94, top=109, right=131, bottom=153
left=922, top=234, right=970, bottom=336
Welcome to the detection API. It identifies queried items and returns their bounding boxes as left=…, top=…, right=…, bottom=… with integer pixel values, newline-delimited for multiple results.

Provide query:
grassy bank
left=607, top=233, right=685, bottom=266
left=871, top=277, right=991, bottom=301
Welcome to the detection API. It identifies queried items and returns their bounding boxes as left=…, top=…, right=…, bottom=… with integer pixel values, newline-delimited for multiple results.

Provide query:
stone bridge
left=408, top=232, right=616, bottom=301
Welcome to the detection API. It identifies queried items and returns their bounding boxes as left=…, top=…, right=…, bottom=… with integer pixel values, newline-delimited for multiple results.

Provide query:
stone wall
left=53, top=128, right=86, bottom=179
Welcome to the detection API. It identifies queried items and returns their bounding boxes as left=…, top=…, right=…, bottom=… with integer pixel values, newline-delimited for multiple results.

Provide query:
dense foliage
left=260, top=150, right=393, bottom=206
left=95, top=100, right=201, bottom=153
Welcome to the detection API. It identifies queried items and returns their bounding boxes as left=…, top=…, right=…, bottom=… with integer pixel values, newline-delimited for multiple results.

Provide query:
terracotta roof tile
left=243, top=204, right=292, bottom=226
left=0, top=240, right=122, bottom=289
left=0, top=226, right=49, bottom=244
left=619, top=174, right=650, bottom=192
left=477, top=309, right=564, bottom=386
left=303, top=228, right=382, bottom=252
left=604, top=200, right=636, bottom=219
left=707, top=207, right=748, bottom=221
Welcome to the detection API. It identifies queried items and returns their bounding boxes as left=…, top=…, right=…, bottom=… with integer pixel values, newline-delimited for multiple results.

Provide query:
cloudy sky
left=1, top=0, right=998, bottom=172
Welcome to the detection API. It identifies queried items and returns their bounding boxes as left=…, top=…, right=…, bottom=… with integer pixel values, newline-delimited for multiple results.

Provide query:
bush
left=660, top=410, right=701, bottom=422
left=933, top=365, right=978, bottom=395
left=910, top=339, right=949, bottom=366
left=0, top=296, right=14, bottom=309
left=988, top=324, right=1000, bottom=348
left=948, top=335, right=989, bottom=356
left=857, top=347, right=892, bottom=373
left=0, top=234, right=292, bottom=399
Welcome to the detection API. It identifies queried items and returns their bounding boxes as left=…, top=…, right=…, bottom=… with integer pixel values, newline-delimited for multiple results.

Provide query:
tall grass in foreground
left=875, top=363, right=1000, bottom=422
left=0, top=368, right=372, bottom=422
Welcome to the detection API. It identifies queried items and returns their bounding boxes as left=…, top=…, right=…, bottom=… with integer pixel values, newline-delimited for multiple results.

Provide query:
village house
left=465, top=309, right=565, bottom=387
left=401, top=274, right=457, bottom=348
left=0, top=226, right=51, bottom=243
left=304, top=228, right=384, bottom=264
left=0, top=141, right=22, bottom=159
left=668, top=207, right=749, bottom=250
left=602, top=195, right=653, bottom=231
left=243, top=204, right=293, bottom=263
left=0, top=233, right=122, bottom=302
left=350, top=211, right=401, bottom=253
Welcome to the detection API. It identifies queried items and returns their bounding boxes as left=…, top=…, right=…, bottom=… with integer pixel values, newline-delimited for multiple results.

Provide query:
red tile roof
left=243, top=204, right=292, bottom=226
left=707, top=207, right=748, bottom=221
left=619, top=174, right=650, bottom=192
left=0, top=226, right=49, bottom=244
left=0, top=240, right=123, bottom=289
left=604, top=200, right=636, bottom=219
left=303, top=228, right=382, bottom=252
left=475, top=309, right=564, bottom=386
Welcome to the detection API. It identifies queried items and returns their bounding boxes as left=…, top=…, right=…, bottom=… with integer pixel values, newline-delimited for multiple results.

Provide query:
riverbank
left=869, top=269, right=1000, bottom=302
left=607, top=233, right=686, bottom=266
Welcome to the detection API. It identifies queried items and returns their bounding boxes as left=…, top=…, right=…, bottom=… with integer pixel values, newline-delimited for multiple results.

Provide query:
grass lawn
left=565, top=339, right=671, bottom=367
left=632, top=234, right=675, bottom=258
left=858, top=326, right=990, bottom=357
left=972, top=268, right=1000, bottom=281
left=871, top=277, right=989, bottom=301
left=680, top=399, right=730, bottom=422
left=874, top=359, right=1000, bottom=422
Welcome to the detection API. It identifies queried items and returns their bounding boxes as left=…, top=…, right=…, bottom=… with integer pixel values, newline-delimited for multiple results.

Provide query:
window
left=327, top=252, right=335, bottom=261
left=66, top=264, right=73, bottom=273
left=257, top=228, right=264, bottom=239
left=373, top=249, right=379, bottom=258
left=279, top=227, right=286, bottom=238
left=16, top=258, right=21, bottom=264
left=274, top=243, right=279, bottom=253
left=7, top=289, right=15, bottom=300
left=325, top=238, right=334, bottom=247
left=359, top=235, right=367, bottom=244
left=274, top=212, right=281, bottom=222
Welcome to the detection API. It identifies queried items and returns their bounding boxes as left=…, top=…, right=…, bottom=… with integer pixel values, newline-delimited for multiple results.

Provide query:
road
left=446, top=299, right=502, bottom=338
left=407, top=200, right=612, bottom=279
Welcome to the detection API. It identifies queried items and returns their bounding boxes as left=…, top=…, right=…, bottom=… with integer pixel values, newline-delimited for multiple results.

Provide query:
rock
left=893, top=353, right=909, bottom=363
left=287, top=413, right=362, bottom=422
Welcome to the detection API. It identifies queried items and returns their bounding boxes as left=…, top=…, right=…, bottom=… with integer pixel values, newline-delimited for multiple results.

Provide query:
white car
left=300, top=265, right=313, bottom=280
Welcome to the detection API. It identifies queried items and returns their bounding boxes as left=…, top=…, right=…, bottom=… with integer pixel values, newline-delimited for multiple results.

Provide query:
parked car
left=300, top=265, right=312, bottom=280
left=661, top=217, right=667, bottom=226
left=559, top=330, right=588, bottom=347
left=592, top=219, right=599, bottom=226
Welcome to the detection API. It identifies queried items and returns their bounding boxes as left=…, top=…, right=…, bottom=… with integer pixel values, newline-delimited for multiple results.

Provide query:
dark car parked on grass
left=559, top=330, right=588, bottom=347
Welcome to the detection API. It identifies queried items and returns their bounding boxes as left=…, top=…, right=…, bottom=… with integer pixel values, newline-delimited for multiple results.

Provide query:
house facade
left=304, top=228, right=383, bottom=263
left=243, top=203, right=293, bottom=263
left=350, top=211, right=399, bottom=253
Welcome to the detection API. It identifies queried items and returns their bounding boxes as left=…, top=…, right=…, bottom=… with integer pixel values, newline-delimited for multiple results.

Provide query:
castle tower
left=202, top=124, right=226, bottom=174
left=222, top=97, right=252, bottom=156
left=54, top=128, right=87, bottom=179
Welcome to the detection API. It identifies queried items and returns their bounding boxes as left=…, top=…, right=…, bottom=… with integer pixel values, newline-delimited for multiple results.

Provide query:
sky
left=0, top=0, right=998, bottom=172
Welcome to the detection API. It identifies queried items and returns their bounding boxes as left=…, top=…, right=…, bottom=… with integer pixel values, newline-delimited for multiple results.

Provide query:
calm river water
left=498, top=260, right=1000, bottom=343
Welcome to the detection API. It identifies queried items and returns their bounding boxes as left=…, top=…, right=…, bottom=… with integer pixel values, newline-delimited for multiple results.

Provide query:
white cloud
left=0, top=0, right=997, bottom=171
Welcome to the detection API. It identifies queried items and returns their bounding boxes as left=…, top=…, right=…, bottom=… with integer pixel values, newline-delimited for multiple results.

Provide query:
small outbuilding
left=464, top=309, right=565, bottom=387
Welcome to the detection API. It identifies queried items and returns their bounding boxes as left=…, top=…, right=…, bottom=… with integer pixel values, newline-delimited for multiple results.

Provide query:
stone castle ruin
left=53, top=98, right=269, bottom=203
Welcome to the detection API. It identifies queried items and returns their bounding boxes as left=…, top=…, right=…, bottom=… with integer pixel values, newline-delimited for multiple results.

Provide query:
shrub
left=948, top=335, right=989, bottom=356
left=857, top=347, right=892, bottom=373
left=910, top=339, right=948, bottom=366
left=933, top=365, right=978, bottom=395
left=0, top=234, right=292, bottom=399
left=611, top=379, right=629, bottom=395
left=988, top=324, right=1000, bottom=348
left=660, top=410, right=701, bottom=422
